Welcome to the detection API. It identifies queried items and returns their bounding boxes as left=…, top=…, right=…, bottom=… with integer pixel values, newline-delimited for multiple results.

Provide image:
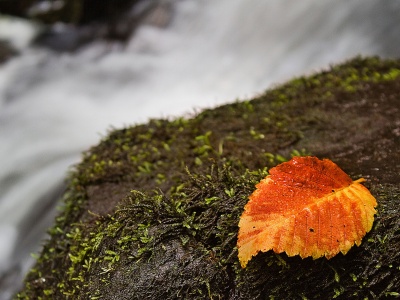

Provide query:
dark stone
left=0, top=0, right=172, bottom=52
left=0, top=40, right=18, bottom=64
left=17, top=57, right=400, bottom=299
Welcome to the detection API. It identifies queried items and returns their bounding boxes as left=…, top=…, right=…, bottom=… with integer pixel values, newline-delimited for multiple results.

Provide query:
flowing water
left=1, top=0, right=400, bottom=298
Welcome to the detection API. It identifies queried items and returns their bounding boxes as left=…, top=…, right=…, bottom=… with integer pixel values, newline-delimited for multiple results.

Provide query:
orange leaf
left=237, top=156, right=377, bottom=268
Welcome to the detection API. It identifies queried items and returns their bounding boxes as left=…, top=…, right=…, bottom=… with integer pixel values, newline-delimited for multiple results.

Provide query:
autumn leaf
left=237, top=156, right=377, bottom=268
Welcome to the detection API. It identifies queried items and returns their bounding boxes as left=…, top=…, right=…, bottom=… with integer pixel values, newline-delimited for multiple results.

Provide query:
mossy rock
left=18, top=57, right=400, bottom=299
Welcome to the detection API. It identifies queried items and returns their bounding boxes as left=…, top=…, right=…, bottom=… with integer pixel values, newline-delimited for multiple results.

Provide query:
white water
left=1, top=0, right=400, bottom=298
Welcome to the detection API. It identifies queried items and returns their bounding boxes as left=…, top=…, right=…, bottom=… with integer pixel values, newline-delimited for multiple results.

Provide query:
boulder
left=18, top=57, right=400, bottom=299
left=0, top=40, right=18, bottom=64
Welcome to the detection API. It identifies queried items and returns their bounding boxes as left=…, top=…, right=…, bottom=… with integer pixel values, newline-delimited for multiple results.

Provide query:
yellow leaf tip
left=354, top=177, right=366, bottom=183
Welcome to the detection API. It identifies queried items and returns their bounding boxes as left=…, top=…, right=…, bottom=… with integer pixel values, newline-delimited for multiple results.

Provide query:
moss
left=18, top=57, right=400, bottom=299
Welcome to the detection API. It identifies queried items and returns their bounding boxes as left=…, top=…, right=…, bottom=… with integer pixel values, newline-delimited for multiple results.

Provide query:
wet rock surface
left=0, top=41, right=18, bottom=64
left=1, top=0, right=174, bottom=52
left=18, top=57, right=400, bottom=299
